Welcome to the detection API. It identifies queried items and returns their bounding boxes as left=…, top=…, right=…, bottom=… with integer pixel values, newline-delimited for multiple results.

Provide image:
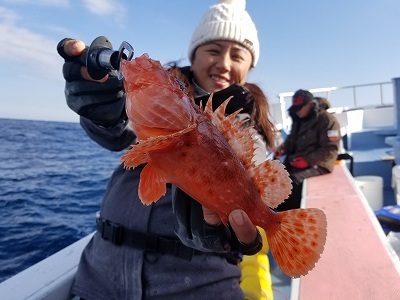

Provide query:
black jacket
left=281, top=107, right=341, bottom=172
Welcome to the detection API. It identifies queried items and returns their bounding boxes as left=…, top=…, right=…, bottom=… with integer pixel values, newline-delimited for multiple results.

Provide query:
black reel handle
left=79, top=36, right=134, bottom=80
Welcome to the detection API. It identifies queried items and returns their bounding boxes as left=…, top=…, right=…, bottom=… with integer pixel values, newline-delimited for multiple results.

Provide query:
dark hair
left=243, top=82, right=276, bottom=150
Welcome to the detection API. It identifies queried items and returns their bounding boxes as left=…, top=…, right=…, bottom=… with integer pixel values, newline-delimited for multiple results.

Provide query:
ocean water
left=0, top=118, right=122, bottom=283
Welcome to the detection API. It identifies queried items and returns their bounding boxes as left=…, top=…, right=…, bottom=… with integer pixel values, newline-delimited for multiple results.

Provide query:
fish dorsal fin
left=204, top=94, right=292, bottom=208
left=249, top=160, right=292, bottom=208
left=204, top=95, right=254, bottom=167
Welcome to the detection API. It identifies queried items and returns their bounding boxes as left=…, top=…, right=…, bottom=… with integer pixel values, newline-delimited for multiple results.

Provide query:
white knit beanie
left=188, top=0, right=259, bottom=67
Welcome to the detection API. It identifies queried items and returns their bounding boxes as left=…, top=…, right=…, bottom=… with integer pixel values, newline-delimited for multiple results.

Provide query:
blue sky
left=1, top=0, right=400, bottom=122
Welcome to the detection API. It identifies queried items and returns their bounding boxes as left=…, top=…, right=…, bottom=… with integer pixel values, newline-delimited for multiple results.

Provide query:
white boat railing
left=0, top=232, right=95, bottom=300
left=274, top=81, right=394, bottom=132
left=279, top=81, right=393, bottom=108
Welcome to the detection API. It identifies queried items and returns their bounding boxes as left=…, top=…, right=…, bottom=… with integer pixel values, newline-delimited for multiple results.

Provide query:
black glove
left=194, top=83, right=254, bottom=115
left=172, top=186, right=263, bottom=256
left=58, top=38, right=127, bottom=127
left=172, top=186, right=232, bottom=253
left=64, top=71, right=126, bottom=127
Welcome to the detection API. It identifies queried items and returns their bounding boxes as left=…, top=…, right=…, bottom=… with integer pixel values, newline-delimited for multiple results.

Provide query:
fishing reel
left=78, top=36, right=134, bottom=80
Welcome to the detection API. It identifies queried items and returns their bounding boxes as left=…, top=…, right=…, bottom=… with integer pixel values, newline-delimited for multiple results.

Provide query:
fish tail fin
left=263, top=208, right=327, bottom=278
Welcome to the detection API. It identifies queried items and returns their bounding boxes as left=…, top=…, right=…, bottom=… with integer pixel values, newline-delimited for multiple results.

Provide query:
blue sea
left=0, top=118, right=122, bottom=283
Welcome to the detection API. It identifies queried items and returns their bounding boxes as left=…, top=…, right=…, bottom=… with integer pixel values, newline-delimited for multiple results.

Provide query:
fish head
left=121, top=54, right=197, bottom=140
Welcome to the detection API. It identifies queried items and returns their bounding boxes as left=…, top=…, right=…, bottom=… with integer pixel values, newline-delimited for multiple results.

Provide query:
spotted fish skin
left=120, top=54, right=327, bottom=278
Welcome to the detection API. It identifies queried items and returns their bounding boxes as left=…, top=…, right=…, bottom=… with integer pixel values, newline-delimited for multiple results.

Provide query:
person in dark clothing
left=57, top=0, right=279, bottom=299
left=275, top=89, right=341, bottom=211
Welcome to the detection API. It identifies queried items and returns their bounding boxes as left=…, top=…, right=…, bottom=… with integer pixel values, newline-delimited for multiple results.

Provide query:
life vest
left=239, top=227, right=274, bottom=300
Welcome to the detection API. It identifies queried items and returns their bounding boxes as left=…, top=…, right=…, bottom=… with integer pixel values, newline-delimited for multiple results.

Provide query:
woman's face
left=191, top=41, right=253, bottom=93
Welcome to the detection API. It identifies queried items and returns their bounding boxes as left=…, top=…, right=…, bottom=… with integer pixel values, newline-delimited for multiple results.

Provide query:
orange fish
left=120, top=54, right=327, bottom=278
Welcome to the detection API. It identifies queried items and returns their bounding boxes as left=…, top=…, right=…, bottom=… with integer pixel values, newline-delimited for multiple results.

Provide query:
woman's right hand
left=57, top=37, right=126, bottom=127
left=58, top=38, right=108, bottom=83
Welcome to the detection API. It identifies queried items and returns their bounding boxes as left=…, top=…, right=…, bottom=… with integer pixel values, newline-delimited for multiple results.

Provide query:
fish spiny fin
left=138, top=163, right=167, bottom=205
left=216, top=109, right=245, bottom=137
left=203, top=94, right=238, bottom=127
left=206, top=95, right=258, bottom=168
left=267, top=208, right=327, bottom=278
left=210, top=95, right=292, bottom=205
left=120, top=124, right=196, bottom=168
left=249, top=160, right=292, bottom=208
left=204, top=94, right=292, bottom=206
left=223, top=124, right=257, bottom=168
left=212, top=96, right=237, bottom=126
left=203, top=94, right=215, bottom=121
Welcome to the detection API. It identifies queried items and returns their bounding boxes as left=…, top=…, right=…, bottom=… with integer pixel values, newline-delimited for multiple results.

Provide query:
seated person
left=275, top=89, right=341, bottom=211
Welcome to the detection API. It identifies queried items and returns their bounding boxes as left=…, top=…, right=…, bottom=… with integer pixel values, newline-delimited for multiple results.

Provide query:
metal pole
left=353, top=87, right=357, bottom=107
left=393, top=78, right=400, bottom=134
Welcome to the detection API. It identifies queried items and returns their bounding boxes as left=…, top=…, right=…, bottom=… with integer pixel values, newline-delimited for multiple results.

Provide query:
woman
left=59, top=0, right=277, bottom=298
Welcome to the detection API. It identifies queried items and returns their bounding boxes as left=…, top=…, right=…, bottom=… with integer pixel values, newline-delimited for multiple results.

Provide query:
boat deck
left=292, top=164, right=400, bottom=299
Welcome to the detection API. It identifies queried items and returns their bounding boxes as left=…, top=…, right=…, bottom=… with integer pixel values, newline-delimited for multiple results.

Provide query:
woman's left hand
left=202, top=207, right=257, bottom=244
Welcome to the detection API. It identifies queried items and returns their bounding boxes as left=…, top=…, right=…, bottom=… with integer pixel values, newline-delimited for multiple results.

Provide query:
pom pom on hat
left=188, top=0, right=260, bottom=67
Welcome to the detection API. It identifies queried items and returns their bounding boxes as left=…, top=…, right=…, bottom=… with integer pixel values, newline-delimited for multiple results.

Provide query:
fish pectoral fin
left=138, top=163, right=168, bottom=205
left=266, top=208, right=327, bottom=278
left=120, top=124, right=196, bottom=169
left=252, top=160, right=292, bottom=208
left=120, top=146, right=149, bottom=169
